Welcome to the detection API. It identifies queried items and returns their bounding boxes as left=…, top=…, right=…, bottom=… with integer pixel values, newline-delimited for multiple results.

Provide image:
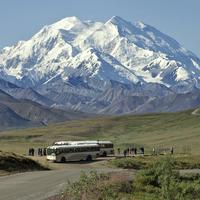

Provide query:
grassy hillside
left=0, top=109, right=200, bottom=155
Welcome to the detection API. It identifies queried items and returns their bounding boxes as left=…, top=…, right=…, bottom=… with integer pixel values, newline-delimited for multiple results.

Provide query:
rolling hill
left=0, top=109, right=200, bottom=155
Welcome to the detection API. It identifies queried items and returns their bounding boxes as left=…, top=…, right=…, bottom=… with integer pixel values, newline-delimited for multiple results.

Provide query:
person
left=38, top=148, right=42, bottom=156
left=40, top=148, right=43, bottom=156
left=43, top=148, right=47, bottom=156
left=117, top=148, right=120, bottom=155
left=152, top=147, right=155, bottom=155
left=28, top=148, right=31, bottom=156
left=134, top=148, right=137, bottom=155
left=140, top=147, right=144, bottom=155
left=31, top=148, right=35, bottom=156
left=170, top=147, right=174, bottom=155
left=123, top=149, right=127, bottom=157
left=126, top=148, right=129, bottom=155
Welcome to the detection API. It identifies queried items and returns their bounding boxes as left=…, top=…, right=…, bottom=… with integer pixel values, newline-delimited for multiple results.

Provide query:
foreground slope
left=0, top=150, right=48, bottom=175
left=0, top=109, right=200, bottom=154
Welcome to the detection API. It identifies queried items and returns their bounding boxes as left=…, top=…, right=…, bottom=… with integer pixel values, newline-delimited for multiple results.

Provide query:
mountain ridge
left=0, top=88, right=91, bottom=130
left=1, top=16, right=200, bottom=89
left=1, top=16, right=200, bottom=116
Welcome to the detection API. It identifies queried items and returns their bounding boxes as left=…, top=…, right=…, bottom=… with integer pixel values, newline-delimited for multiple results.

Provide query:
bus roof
left=48, top=143, right=100, bottom=149
left=54, top=140, right=113, bottom=145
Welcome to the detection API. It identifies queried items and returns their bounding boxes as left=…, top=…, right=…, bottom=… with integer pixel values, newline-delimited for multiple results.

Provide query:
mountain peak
left=0, top=16, right=200, bottom=92
left=60, top=16, right=81, bottom=23
left=51, top=16, right=83, bottom=30
left=106, top=16, right=129, bottom=25
left=56, top=16, right=81, bottom=23
left=1, top=16, right=200, bottom=115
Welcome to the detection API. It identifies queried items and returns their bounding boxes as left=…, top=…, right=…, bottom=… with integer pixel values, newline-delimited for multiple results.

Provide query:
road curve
left=0, top=167, right=124, bottom=200
left=1, top=161, right=198, bottom=200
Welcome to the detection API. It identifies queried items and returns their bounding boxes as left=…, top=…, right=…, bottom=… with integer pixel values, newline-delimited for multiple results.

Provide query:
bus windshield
left=47, top=148, right=58, bottom=155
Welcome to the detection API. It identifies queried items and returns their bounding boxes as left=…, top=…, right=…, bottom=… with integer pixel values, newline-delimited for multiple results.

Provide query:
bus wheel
left=86, top=155, right=92, bottom=161
left=61, top=157, right=66, bottom=163
left=103, top=152, right=107, bottom=157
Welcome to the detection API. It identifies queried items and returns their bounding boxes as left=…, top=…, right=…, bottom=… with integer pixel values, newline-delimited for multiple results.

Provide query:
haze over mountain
left=0, top=16, right=200, bottom=119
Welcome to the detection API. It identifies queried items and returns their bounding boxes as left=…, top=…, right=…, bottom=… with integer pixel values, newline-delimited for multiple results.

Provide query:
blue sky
left=0, top=0, right=200, bottom=56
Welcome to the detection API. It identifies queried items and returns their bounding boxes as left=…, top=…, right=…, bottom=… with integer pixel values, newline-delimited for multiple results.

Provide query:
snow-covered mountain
left=1, top=16, right=200, bottom=115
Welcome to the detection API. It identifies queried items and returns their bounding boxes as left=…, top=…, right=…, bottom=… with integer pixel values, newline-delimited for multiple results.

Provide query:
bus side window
left=106, top=144, right=113, bottom=148
left=64, top=148, right=68, bottom=153
left=75, top=148, right=80, bottom=152
left=86, top=147, right=90, bottom=152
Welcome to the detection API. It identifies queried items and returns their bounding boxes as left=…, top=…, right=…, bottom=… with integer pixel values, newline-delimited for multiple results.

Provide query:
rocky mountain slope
left=0, top=16, right=200, bottom=115
left=0, top=89, right=89, bottom=129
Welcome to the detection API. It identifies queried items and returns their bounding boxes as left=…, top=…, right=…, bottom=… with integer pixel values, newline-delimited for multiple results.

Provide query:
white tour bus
left=54, top=140, right=114, bottom=157
left=47, top=143, right=100, bottom=162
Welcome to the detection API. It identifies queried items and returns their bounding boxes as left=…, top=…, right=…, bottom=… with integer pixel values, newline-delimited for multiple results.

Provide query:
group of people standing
left=117, top=146, right=174, bottom=157
left=38, top=148, right=47, bottom=156
left=28, top=148, right=46, bottom=156
left=28, top=148, right=35, bottom=156
left=152, top=146, right=174, bottom=155
left=117, top=147, right=145, bottom=157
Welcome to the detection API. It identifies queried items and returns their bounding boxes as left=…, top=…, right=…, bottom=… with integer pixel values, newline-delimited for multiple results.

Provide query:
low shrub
left=110, top=157, right=149, bottom=169
left=54, top=156, right=200, bottom=200
left=133, top=156, right=200, bottom=200
left=110, top=155, right=200, bottom=170
left=58, top=171, right=133, bottom=200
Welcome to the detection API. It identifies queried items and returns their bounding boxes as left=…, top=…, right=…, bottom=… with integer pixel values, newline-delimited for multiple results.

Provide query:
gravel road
left=0, top=164, right=125, bottom=200
left=1, top=158, right=199, bottom=200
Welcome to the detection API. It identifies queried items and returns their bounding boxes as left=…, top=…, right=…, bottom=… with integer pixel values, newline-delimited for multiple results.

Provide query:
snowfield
left=1, top=16, right=200, bottom=89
